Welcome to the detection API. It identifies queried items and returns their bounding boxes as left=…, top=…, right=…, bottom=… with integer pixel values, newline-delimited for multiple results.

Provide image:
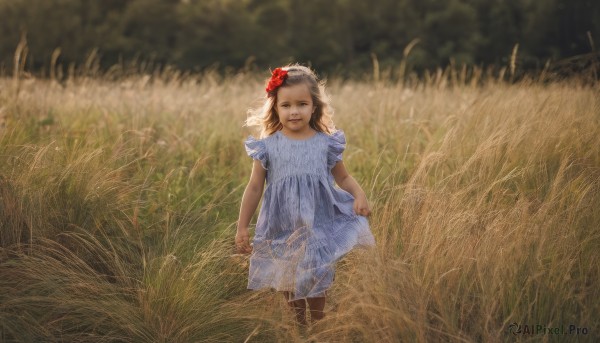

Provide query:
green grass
left=1, top=72, right=599, bottom=342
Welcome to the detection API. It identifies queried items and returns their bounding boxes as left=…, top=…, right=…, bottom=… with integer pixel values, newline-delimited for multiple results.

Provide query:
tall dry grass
left=0, top=69, right=599, bottom=342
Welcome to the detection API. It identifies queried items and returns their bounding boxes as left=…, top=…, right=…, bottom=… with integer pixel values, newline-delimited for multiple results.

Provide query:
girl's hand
left=235, top=228, right=253, bottom=254
left=353, top=193, right=371, bottom=217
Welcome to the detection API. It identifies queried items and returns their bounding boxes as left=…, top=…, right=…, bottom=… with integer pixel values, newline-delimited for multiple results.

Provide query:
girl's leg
left=283, top=292, right=307, bottom=325
left=306, top=297, right=326, bottom=322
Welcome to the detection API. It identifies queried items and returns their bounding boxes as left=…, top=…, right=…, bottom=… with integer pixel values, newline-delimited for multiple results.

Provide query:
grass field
left=1, top=70, right=599, bottom=342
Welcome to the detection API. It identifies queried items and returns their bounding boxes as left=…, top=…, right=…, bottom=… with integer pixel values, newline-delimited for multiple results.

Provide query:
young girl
left=236, top=65, right=375, bottom=325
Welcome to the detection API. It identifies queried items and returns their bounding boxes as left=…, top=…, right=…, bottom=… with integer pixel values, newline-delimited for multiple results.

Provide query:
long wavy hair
left=246, top=64, right=335, bottom=138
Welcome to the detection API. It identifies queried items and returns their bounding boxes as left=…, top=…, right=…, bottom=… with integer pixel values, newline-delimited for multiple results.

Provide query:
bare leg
left=306, top=297, right=326, bottom=322
left=283, top=292, right=307, bottom=325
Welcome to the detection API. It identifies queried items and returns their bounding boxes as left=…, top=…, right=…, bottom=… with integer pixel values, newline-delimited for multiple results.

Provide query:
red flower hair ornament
left=266, top=68, right=288, bottom=94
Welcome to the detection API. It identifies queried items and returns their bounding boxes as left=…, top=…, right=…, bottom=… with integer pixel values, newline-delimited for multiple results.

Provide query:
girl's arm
left=331, top=161, right=371, bottom=217
left=236, top=160, right=266, bottom=254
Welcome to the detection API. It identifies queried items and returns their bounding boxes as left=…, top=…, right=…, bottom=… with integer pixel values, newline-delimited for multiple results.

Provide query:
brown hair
left=246, top=64, right=335, bottom=138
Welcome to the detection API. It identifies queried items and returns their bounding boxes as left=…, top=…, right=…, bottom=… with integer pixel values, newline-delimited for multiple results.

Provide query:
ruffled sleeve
left=244, top=136, right=268, bottom=170
left=327, top=130, right=346, bottom=169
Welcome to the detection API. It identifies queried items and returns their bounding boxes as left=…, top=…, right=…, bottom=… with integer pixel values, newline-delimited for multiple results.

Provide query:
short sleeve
left=327, top=130, right=346, bottom=169
left=244, top=136, right=268, bottom=169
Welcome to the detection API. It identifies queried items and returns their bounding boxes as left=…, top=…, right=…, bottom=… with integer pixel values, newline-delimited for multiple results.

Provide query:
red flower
left=266, top=68, right=288, bottom=93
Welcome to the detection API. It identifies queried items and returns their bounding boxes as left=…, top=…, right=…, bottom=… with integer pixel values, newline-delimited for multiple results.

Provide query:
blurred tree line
left=0, top=0, right=598, bottom=76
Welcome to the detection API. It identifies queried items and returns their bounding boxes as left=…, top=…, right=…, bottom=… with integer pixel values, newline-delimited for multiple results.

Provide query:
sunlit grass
left=1, top=70, right=599, bottom=342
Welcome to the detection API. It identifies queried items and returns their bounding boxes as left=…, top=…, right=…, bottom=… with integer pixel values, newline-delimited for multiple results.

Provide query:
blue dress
left=244, top=130, right=375, bottom=300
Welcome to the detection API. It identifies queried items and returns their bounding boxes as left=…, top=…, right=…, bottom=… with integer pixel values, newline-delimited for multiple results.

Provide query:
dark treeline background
left=1, top=0, right=599, bottom=77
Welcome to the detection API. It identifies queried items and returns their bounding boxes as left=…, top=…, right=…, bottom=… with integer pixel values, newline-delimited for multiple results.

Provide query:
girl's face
left=275, top=83, right=316, bottom=137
